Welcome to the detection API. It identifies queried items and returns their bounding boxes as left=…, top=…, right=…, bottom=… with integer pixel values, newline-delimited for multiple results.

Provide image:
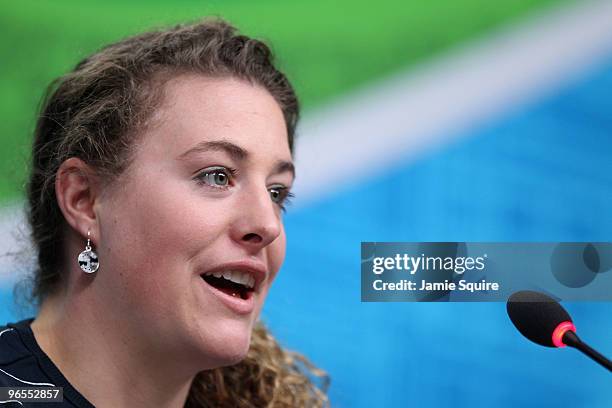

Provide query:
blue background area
left=262, top=55, right=612, bottom=407
left=0, top=287, right=16, bottom=324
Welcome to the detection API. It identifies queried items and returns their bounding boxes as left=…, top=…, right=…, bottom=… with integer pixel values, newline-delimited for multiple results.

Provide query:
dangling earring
left=78, top=230, right=99, bottom=274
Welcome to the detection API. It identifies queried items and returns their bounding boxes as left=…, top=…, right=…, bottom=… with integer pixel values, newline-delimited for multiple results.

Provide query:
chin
left=196, top=322, right=253, bottom=369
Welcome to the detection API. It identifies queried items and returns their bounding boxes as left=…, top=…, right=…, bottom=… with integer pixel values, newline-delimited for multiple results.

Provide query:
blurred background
left=1, top=0, right=611, bottom=407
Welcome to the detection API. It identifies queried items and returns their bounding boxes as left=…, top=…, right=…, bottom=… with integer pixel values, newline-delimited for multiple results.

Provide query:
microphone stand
left=563, top=331, right=612, bottom=372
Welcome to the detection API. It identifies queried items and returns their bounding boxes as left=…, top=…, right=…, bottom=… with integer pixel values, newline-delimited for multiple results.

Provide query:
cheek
left=253, top=229, right=286, bottom=319
left=98, top=176, right=226, bottom=300
left=266, top=226, right=287, bottom=284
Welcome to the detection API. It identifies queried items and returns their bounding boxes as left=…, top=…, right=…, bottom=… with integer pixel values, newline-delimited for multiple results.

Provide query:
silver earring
left=78, top=230, right=99, bottom=274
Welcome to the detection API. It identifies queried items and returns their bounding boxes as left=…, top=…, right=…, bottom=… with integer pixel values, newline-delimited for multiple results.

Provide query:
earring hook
left=86, top=230, right=92, bottom=251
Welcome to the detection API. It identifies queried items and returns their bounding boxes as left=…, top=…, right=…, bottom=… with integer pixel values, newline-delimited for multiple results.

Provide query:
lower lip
left=199, top=277, right=255, bottom=315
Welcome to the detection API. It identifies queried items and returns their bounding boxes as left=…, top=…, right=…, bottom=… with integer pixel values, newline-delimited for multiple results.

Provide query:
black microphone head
left=506, top=290, right=573, bottom=347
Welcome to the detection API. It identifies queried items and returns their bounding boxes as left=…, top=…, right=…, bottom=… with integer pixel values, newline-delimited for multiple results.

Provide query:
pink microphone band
left=552, top=321, right=576, bottom=348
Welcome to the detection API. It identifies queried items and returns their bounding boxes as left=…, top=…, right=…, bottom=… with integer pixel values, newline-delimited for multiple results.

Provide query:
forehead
left=138, top=74, right=291, bottom=163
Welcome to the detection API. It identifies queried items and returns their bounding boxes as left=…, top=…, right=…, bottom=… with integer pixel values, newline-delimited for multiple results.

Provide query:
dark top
left=0, top=318, right=95, bottom=407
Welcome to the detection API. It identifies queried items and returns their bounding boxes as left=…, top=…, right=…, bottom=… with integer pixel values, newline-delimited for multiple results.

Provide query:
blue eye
left=194, top=166, right=236, bottom=189
left=269, top=186, right=295, bottom=212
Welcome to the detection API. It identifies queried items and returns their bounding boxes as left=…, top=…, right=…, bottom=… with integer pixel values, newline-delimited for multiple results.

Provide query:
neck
left=31, top=291, right=197, bottom=408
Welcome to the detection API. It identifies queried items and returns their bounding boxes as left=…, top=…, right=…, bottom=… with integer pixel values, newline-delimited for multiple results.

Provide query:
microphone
left=506, top=290, right=611, bottom=372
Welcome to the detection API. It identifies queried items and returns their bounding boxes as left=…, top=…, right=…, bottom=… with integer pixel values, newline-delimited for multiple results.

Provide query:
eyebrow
left=177, top=139, right=295, bottom=179
left=272, top=160, right=296, bottom=180
left=178, top=140, right=247, bottom=161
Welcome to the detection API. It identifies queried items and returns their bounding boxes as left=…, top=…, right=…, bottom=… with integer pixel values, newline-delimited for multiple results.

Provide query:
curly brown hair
left=25, top=17, right=329, bottom=407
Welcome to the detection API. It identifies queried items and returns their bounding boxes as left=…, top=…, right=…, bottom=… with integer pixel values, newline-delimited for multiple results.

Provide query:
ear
left=55, top=157, right=102, bottom=245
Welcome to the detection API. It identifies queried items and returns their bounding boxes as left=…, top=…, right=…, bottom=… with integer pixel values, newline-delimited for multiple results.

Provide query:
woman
left=0, top=18, right=328, bottom=407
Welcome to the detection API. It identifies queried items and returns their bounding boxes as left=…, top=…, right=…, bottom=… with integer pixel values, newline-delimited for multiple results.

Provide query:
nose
left=230, top=184, right=282, bottom=251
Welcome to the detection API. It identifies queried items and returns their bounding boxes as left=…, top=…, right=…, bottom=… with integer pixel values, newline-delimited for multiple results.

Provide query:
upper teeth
left=204, top=270, right=256, bottom=289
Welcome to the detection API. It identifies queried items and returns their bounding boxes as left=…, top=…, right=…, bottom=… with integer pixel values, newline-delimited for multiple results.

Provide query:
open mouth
left=201, top=273, right=254, bottom=300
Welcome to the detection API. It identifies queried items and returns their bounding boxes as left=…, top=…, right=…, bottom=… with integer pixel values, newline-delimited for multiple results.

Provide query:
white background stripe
left=292, top=0, right=612, bottom=206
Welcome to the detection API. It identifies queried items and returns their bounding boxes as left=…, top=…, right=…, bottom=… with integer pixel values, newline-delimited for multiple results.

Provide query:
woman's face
left=93, top=75, right=294, bottom=369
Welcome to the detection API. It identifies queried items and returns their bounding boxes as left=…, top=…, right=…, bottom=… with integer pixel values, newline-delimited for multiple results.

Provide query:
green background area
left=0, top=0, right=565, bottom=204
